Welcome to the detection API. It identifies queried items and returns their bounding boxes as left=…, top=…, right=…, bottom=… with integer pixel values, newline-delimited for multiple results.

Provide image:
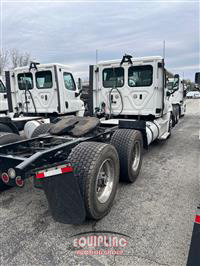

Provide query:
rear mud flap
left=42, top=172, right=86, bottom=224
left=187, top=214, right=200, bottom=265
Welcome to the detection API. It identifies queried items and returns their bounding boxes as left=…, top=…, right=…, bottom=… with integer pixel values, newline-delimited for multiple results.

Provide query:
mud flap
left=187, top=208, right=200, bottom=266
left=42, top=172, right=86, bottom=224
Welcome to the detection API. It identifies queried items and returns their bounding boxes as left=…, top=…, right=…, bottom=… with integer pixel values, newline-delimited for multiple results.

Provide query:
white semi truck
left=0, top=78, right=8, bottom=115
left=5, top=62, right=85, bottom=118
left=0, top=62, right=85, bottom=134
left=89, top=55, right=173, bottom=142
left=0, top=55, right=175, bottom=224
left=166, top=74, right=186, bottom=124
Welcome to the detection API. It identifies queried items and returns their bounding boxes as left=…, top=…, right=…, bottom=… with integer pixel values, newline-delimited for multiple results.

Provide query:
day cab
left=5, top=63, right=85, bottom=117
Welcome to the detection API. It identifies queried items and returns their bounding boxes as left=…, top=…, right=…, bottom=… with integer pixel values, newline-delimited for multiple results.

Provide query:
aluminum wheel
left=96, top=159, right=115, bottom=204
left=132, top=141, right=141, bottom=172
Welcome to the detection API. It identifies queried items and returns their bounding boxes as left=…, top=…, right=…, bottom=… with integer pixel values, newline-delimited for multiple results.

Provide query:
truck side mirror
left=195, top=72, right=200, bottom=84
left=78, top=78, right=82, bottom=91
left=75, top=78, right=83, bottom=97
left=166, top=91, right=171, bottom=97
left=172, top=74, right=179, bottom=91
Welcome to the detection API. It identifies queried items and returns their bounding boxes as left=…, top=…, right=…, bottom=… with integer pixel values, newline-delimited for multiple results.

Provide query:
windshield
left=128, top=65, right=153, bottom=87
left=0, top=80, right=6, bottom=93
left=18, top=73, right=33, bottom=90
left=103, top=67, right=124, bottom=88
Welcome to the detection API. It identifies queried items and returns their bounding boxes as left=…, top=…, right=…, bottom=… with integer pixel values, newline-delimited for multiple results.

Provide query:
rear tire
left=0, top=123, right=13, bottom=133
left=168, top=113, right=173, bottom=138
left=31, top=123, right=52, bottom=138
left=110, top=129, right=143, bottom=183
left=176, top=106, right=180, bottom=122
left=68, top=142, right=119, bottom=220
left=0, top=132, right=23, bottom=145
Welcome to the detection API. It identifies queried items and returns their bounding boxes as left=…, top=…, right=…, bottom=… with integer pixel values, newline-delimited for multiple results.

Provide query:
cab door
left=0, top=80, right=8, bottom=112
left=60, top=70, right=82, bottom=114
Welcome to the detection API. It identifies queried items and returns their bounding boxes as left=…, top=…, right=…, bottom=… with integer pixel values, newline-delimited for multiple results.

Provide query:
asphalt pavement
left=0, top=99, right=199, bottom=266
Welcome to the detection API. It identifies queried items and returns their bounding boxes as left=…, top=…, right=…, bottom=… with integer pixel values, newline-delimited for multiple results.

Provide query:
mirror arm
left=75, top=89, right=83, bottom=97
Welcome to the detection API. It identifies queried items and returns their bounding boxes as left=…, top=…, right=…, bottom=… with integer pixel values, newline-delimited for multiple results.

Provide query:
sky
left=1, top=0, right=199, bottom=81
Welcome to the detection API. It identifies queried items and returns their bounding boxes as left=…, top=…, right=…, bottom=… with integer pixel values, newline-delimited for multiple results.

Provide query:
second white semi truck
left=167, top=74, right=186, bottom=125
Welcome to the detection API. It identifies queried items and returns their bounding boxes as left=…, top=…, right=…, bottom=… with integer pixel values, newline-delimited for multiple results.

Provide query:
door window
left=63, top=72, right=76, bottom=91
left=128, top=65, right=153, bottom=87
left=0, top=80, right=6, bottom=93
left=36, top=71, right=53, bottom=89
left=17, top=73, right=33, bottom=90
left=103, top=67, right=124, bottom=88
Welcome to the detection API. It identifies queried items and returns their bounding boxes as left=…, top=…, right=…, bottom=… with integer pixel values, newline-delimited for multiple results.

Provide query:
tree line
left=0, top=49, right=31, bottom=76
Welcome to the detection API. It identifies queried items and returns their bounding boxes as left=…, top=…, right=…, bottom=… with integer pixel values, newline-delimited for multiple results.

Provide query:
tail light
left=1, top=173, right=9, bottom=184
left=16, top=176, right=24, bottom=187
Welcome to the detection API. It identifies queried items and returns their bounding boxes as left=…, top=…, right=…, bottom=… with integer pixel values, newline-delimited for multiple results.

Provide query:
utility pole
left=96, top=49, right=98, bottom=64
left=163, top=40, right=166, bottom=59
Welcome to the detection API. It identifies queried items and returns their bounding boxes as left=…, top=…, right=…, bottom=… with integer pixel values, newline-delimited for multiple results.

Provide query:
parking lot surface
left=0, top=99, right=199, bottom=266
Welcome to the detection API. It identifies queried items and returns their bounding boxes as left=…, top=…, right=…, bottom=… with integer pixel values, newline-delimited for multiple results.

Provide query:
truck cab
left=5, top=63, right=85, bottom=117
left=90, top=55, right=171, bottom=120
left=167, top=75, right=186, bottom=118
left=0, top=78, right=8, bottom=115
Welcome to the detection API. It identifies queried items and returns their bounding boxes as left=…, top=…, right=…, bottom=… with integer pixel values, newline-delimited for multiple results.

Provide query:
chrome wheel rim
left=132, top=141, right=141, bottom=172
left=96, top=159, right=115, bottom=204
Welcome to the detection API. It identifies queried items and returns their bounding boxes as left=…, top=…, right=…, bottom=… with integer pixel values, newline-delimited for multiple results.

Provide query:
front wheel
left=110, top=129, right=143, bottom=183
left=68, top=142, right=119, bottom=220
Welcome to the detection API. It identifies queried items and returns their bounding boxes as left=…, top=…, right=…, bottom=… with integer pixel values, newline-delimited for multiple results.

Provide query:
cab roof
left=14, top=63, right=71, bottom=72
left=98, top=56, right=163, bottom=66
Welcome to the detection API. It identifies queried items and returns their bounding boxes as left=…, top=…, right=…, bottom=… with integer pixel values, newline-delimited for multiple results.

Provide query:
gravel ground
left=0, top=99, right=199, bottom=266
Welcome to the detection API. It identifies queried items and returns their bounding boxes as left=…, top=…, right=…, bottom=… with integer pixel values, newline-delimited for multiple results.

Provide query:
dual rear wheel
left=68, top=129, right=143, bottom=220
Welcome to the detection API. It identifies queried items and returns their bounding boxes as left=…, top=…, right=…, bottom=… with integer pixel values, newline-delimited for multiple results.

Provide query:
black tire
left=68, top=142, right=119, bottom=220
left=110, top=129, right=143, bottom=183
left=0, top=132, right=23, bottom=145
left=0, top=123, right=13, bottom=133
left=168, top=113, right=173, bottom=138
left=176, top=106, right=180, bottom=122
left=31, top=123, right=52, bottom=138
left=172, top=112, right=176, bottom=127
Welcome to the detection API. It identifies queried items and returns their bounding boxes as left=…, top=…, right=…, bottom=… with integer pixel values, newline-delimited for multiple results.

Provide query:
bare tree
left=0, top=49, right=9, bottom=76
left=21, top=52, right=31, bottom=66
left=10, top=49, right=19, bottom=68
left=10, top=49, right=31, bottom=68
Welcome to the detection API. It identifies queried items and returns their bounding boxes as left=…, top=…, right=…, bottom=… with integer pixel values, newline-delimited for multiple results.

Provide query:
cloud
left=1, top=1, right=199, bottom=80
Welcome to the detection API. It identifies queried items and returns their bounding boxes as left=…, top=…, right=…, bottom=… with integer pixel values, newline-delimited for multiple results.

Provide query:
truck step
left=159, top=132, right=170, bottom=140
